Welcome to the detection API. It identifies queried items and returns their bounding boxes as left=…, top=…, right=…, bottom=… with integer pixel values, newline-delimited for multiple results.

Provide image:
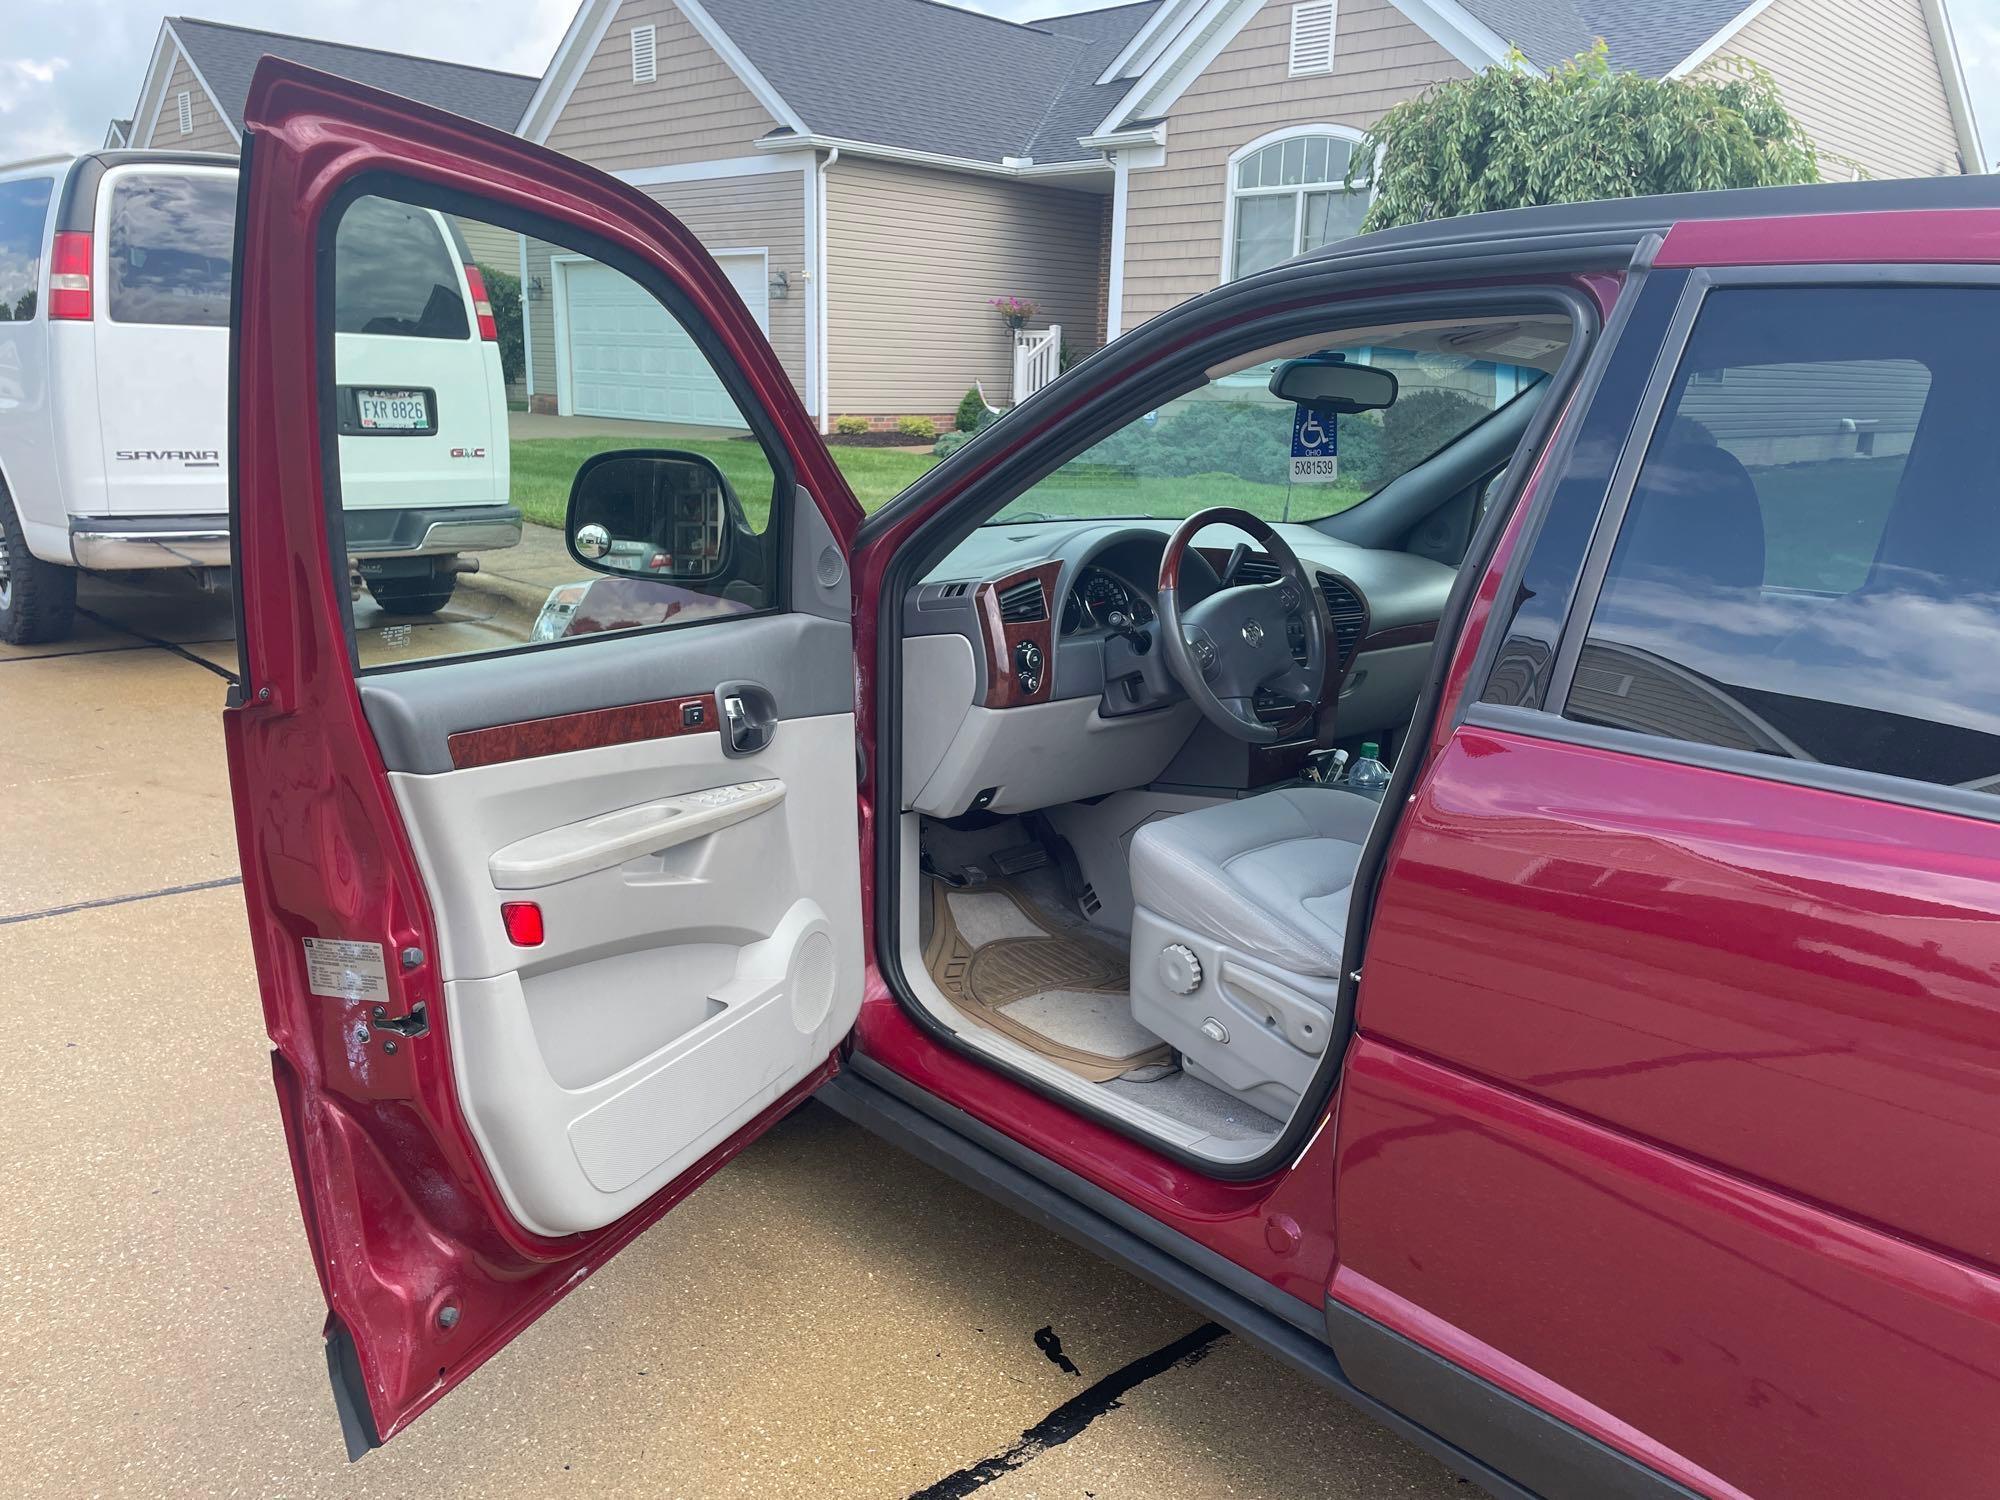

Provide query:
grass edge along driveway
left=511, top=435, right=937, bottom=527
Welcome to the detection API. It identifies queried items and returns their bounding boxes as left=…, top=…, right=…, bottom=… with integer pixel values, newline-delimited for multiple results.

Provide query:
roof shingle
left=1455, top=0, right=1755, bottom=77
left=170, top=15, right=540, bottom=136
left=698, top=0, right=1158, bottom=166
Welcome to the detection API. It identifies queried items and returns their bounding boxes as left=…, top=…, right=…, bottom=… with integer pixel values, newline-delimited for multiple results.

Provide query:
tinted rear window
left=1566, top=285, right=2000, bottom=796
left=0, top=176, right=53, bottom=322
left=333, top=197, right=468, bottom=340
left=107, top=173, right=235, bottom=326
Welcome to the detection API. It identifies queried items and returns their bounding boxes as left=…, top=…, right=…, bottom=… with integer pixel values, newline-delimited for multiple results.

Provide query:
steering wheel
left=1157, top=508, right=1330, bottom=744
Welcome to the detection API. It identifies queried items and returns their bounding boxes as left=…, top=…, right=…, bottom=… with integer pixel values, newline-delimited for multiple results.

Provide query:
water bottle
left=1347, top=741, right=1391, bottom=801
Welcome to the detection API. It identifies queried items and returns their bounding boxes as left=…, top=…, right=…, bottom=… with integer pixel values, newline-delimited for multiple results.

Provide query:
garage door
left=561, top=252, right=768, bottom=425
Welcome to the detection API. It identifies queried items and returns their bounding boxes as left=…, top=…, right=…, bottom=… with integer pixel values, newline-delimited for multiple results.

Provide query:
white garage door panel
left=562, top=254, right=768, bottom=426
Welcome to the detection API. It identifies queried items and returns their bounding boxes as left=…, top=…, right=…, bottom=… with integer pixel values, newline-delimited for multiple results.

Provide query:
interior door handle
left=724, top=694, right=772, bottom=754
left=717, top=680, right=778, bottom=758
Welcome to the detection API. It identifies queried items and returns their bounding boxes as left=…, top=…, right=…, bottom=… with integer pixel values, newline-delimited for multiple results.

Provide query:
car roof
left=1302, top=172, right=2000, bottom=277
left=53, top=151, right=241, bottom=234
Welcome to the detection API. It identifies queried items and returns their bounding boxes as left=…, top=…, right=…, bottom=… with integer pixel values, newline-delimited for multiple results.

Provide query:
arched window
left=1226, top=127, right=1371, bottom=280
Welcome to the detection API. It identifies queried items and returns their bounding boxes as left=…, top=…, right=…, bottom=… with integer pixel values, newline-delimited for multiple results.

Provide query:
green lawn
left=510, top=436, right=940, bottom=529
left=1750, top=453, right=1906, bottom=593
left=997, top=463, right=1370, bottom=523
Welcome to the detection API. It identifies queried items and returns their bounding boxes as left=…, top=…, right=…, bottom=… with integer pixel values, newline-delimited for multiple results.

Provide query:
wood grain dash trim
left=447, top=693, right=719, bottom=770
left=976, top=561, right=1063, bottom=710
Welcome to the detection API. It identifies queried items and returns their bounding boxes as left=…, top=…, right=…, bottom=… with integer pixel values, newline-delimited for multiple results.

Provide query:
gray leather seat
left=1128, top=787, right=1376, bottom=979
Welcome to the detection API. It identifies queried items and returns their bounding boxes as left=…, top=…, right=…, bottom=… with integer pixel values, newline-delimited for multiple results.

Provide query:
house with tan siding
left=110, top=3, right=1985, bottom=434
left=519, top=0, right=1982, bottom=433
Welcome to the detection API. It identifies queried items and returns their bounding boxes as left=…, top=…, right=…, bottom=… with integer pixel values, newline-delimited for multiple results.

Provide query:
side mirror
left=565, top=449, right=746, bottom=581
left=1268, top=356, right=1398, bottom=414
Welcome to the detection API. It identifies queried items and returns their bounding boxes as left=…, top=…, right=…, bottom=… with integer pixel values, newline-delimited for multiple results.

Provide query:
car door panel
left=228, top=62, right=865, bottom=1450
left=1335, top=730, right=2000, bottom=1500
left=1331, top=264, right=2000, bottom=1499
left=388, top=704, right=861, bottom=1237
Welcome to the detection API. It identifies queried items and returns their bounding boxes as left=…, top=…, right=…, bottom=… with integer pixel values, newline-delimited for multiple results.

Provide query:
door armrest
left=488, top=780, right=785, bottom=890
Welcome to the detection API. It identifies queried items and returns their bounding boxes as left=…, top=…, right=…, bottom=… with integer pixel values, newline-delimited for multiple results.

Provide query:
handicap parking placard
left=1290, top=407, right=1339, bottom=484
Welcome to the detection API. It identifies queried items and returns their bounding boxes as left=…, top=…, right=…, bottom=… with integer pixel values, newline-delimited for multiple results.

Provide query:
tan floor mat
left=922, top=878, right=1170, bottom=1082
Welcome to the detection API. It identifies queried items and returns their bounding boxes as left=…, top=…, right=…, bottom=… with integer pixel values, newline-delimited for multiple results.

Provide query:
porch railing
left=1012, top=323, right=1062, bottom=403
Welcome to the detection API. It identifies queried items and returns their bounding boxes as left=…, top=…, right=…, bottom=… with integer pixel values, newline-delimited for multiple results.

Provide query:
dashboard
left=1060, top=567, right=1155, bottom=636
left=900, top=518, right=1455, bottom=818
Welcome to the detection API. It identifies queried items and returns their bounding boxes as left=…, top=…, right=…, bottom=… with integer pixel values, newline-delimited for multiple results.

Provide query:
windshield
left=990, top=342, right=1549, bottom=526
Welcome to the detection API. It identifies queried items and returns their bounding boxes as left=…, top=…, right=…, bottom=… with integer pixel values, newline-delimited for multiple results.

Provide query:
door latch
left=370, top=1001, right=429, bottom=1039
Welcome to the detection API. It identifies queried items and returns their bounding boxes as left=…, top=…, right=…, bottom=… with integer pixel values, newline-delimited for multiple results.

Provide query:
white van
left=0, top=150, right=520, bottom=643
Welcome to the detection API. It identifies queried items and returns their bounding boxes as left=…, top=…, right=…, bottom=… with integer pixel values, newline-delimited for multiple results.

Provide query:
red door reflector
left=501, top=902, right=544, bottom=947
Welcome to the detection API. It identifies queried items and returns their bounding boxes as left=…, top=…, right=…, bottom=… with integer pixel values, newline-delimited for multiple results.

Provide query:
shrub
left=833, top=415, right=870, bottom=436
left=895, top=415, right=939, bottom=441
left=1357, top=45, right=1818, bottom=233
left=933, top=429, right=974, bottom=458
left=955, top=388, right=989, bottom=433
left=476, top=264, right=525, bottom=388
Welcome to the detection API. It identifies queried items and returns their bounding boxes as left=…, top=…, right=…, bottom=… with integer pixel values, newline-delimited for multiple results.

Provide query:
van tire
left=0, top=493, right=78, bottom=645
left=365, top=564, right=457, bottom=617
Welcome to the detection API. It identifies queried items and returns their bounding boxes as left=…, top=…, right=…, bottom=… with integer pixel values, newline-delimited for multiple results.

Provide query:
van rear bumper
left=69, top=506, right=525, bottom=570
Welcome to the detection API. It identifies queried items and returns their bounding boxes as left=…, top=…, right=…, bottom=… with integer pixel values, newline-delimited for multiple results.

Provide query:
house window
left=631, top=25, right=658, bottom=84
left=1289, top=1, right=1336, bottom=75
left=1228, top=130, right=1370, bottom=279
left=176, top=90, right=193, bottom=135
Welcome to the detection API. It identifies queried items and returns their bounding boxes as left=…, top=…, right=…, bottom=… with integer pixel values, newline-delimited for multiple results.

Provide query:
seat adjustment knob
left=1160, top=943, right=1203, bottom=994
left=1201, top=1017, right=1228, bottom=1044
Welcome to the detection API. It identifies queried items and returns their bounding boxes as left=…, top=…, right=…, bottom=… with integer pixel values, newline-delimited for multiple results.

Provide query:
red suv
left=228, top=63, right=2000, bottom=1499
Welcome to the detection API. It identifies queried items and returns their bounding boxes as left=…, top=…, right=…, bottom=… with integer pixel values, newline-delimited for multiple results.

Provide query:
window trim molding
left=1481, top=261, right=2000, bottom=826
left=1220, top=123, right=1372, bottom=284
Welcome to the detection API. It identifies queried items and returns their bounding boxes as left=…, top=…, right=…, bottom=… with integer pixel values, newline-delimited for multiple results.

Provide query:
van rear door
left=330, top=200, right=507, bottom=518
left=90, top=162, right=235, bottom=516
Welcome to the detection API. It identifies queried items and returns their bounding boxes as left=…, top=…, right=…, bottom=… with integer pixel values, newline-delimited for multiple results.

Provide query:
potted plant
left=989, top=295, right=1038, bottom=331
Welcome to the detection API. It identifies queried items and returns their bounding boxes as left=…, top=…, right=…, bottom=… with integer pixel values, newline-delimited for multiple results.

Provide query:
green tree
left=1353, top=45, right=1820, bottom=233
left=476, top=263, right=525, bottom=388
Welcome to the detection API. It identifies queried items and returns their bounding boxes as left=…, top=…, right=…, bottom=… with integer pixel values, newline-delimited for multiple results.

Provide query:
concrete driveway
left=0, top=562, right=1467, bottom=1499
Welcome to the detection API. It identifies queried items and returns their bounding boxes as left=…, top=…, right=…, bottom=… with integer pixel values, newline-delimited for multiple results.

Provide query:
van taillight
left=49, top=233, right=91, bottom=320
left=463, top=264, right=498, bottom=341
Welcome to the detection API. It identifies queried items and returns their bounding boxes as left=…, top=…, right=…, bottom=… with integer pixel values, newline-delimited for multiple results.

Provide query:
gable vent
left=996, top=577, right=1048, bottom=624
left=176, top=90, right=193, bottom=135
left=1289, top=1, right=1337, bottom=76
left=631, top=24, right=658, bottom=84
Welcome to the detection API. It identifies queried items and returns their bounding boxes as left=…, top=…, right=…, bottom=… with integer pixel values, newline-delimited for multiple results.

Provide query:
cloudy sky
left=4, top=0, right=2000, bottom=165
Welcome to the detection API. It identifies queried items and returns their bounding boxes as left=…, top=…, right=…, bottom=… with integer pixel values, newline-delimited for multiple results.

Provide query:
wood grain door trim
left=447, top=693, right=720, bottom=769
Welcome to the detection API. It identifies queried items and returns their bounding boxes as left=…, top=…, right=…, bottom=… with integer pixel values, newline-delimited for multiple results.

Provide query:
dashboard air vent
left=1317, top=573, right=1367, bottom=668
left=1232, top=555, right=1281, bottom=585
left=996, top=577, right=1049, bottom=624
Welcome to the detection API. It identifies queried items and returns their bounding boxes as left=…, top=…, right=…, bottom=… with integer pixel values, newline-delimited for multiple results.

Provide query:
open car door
left=225, top=62, right=867, bottom=1454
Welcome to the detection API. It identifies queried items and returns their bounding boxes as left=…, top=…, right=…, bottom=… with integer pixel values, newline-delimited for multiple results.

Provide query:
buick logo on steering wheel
left=1241, top=618, right=1265, bottom=648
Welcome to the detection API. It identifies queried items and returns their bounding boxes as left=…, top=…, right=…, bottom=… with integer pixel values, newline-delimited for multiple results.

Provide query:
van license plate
left=356, top=390, right=431, bottom=431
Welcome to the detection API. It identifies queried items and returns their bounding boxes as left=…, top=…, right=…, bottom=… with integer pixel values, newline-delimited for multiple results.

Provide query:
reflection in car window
left=0, top=176, right=53, bottom=322
left=991, top=344, right=1542, bottom=525
left=106, top=173, right=235, bottom=326
left=1568, top=286, right=2000, bottom=794
left=325, top=201, right=782, bottom=672
left=334, top=197, right=470, bottom=340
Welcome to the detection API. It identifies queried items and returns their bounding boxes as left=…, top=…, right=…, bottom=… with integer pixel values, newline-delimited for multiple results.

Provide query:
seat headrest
left=1607, top=441, right=1766, bottom=592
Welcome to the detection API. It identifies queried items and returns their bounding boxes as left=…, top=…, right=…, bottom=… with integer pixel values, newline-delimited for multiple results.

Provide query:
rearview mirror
left=565, top=450, right=746, bottom=581
left=1268, top=356, right=1398, bottom=414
